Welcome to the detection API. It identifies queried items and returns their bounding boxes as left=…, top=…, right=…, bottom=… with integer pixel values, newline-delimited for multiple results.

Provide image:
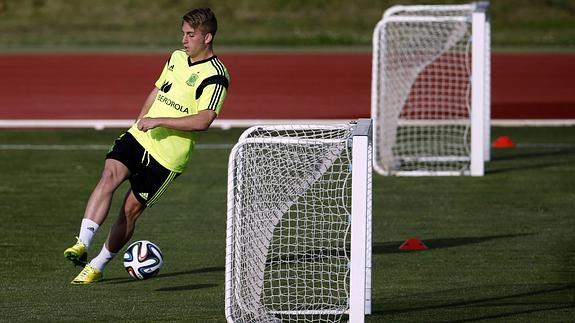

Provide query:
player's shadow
left=373, top=233, right=533, bottom=254
left=105, top=266, right=224, bottom=284
left=156, top=266, right=225, bottom=279
left=155, top=283, right=217, bottom=292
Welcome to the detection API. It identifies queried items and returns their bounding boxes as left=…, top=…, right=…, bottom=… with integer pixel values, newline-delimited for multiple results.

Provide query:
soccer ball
left=123, top=240, right=164, bottom=280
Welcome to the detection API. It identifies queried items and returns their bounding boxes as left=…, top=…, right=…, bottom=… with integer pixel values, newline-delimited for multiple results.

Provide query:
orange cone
left=399, top=238, right=428, bottom=251
left=492, top=135, right=515, bottom=148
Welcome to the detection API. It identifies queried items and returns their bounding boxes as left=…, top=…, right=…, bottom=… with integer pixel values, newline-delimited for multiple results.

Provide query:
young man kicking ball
left=64, top=8, right=229, bottom=284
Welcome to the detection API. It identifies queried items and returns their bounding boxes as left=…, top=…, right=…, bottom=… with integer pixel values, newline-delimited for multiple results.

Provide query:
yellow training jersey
left=129, top=50, right=229, bottom=173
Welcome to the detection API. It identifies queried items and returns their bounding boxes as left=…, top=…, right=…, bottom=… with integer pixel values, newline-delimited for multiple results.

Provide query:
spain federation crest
left=186, top=73, right=199, bottom=86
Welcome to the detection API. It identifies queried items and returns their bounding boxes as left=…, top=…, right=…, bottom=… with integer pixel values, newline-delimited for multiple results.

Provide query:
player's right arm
left=136, top=87, right=159, bottom=122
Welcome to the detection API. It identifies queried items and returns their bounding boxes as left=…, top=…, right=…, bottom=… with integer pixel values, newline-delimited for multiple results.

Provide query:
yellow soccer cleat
left=71, top=264, right=102, bottom=285
left=64, top=237, right=87, bottom=267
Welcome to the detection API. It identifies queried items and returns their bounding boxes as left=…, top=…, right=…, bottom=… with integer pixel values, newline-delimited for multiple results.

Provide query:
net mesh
left=373, top=5, right=475, bottom=175
left=227, top=124, right=356, bottom=323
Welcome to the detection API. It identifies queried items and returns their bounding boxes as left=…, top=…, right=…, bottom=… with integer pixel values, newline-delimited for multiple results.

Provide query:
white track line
left=1, top=143, right=572, bottom=151
left=0, top=119, right=353, bottom=130
left=0, top=143, right=234, bottom=151
left=1, top=119, right=574, bottom=129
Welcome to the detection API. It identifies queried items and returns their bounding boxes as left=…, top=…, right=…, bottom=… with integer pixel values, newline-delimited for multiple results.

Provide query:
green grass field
left=0, top=126, right=574, bottom=322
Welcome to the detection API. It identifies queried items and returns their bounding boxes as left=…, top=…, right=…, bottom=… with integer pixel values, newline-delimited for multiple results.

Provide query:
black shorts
left=106, top=132, right=180, bottom=207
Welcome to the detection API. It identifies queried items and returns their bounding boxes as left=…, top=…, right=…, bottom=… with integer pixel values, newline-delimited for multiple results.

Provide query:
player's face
left=181, top=22, right=211, bottom=60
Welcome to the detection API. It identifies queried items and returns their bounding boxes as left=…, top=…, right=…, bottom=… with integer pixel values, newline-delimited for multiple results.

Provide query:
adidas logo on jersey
left=168, top=64, right=175, bottom=71
left=160, top=81, right=172, bottom=93
left=139, top=193, right=149, bottom=200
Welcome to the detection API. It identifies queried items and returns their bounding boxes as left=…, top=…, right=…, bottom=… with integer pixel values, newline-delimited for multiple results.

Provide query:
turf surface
left=0, top=126, right=573, bottom=322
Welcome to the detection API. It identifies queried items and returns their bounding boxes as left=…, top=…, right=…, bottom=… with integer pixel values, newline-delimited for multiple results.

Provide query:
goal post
left=225, top=119, right=372, bottom=323
left=371, top=2, right=490, bottom=176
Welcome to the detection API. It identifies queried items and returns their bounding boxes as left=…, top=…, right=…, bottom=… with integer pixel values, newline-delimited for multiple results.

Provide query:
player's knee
left=99, top=168, right=114, bottom=183
left=98, top=168, right=121, bottom=189
left=124, top=195, right=145, bottom=223
left=98, top=160, right=129, bottom=189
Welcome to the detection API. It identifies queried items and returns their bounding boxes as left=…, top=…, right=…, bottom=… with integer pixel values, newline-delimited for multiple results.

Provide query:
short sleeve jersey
left=128, top=50, right=229, bottom=173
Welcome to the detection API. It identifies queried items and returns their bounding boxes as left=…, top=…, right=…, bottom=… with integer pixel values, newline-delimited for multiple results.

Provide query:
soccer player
left=63, top=8, right=229, bottom=284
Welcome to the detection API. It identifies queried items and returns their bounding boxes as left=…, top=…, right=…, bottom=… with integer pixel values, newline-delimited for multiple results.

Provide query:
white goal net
left=225, top=120, right=372, bottom=323
left=371, top=2, right=490, bottom=176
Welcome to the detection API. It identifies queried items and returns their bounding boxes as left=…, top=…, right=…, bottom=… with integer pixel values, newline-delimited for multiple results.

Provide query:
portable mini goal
left=225, top=119, right=372, bottom=323
left=371, top=2, right=490, bottom=176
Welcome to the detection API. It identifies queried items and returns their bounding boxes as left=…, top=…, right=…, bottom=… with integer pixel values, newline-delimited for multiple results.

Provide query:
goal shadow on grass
left=259, top=234, right=533, bottom=266
left=372, top=233, right=533, bottom=254
left=491, top=146, right=575, bottom=162
left=488, top=146, right=575, bottom=174
left=373, top=283, right=575, bottom=321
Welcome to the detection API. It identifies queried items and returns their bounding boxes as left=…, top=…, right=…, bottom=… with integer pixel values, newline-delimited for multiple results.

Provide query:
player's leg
left=105, top=189, right=146, bottom=254
left=70, top=144, right=180, bottom=284
left=82, top=162, right=177, bottom=275
left=83, top=158, right=132, bottom=226
left=71, top=190, right=144, bottom=284
left=64, top=159, right=130, bottom=267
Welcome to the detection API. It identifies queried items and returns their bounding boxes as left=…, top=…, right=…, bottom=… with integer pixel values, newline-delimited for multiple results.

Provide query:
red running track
left=0, top=53, right=573, bottom=120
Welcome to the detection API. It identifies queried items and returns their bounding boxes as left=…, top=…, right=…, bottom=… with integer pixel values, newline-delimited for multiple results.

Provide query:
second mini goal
left=371, top=2, right=490, bottom=176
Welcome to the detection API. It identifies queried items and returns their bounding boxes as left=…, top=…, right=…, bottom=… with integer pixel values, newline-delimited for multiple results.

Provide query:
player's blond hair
left=182, top=8, right=218, bottom=38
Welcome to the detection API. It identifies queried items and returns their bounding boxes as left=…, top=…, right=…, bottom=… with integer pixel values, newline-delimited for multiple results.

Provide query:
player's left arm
left=137, top=110, right=216, bottom=132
